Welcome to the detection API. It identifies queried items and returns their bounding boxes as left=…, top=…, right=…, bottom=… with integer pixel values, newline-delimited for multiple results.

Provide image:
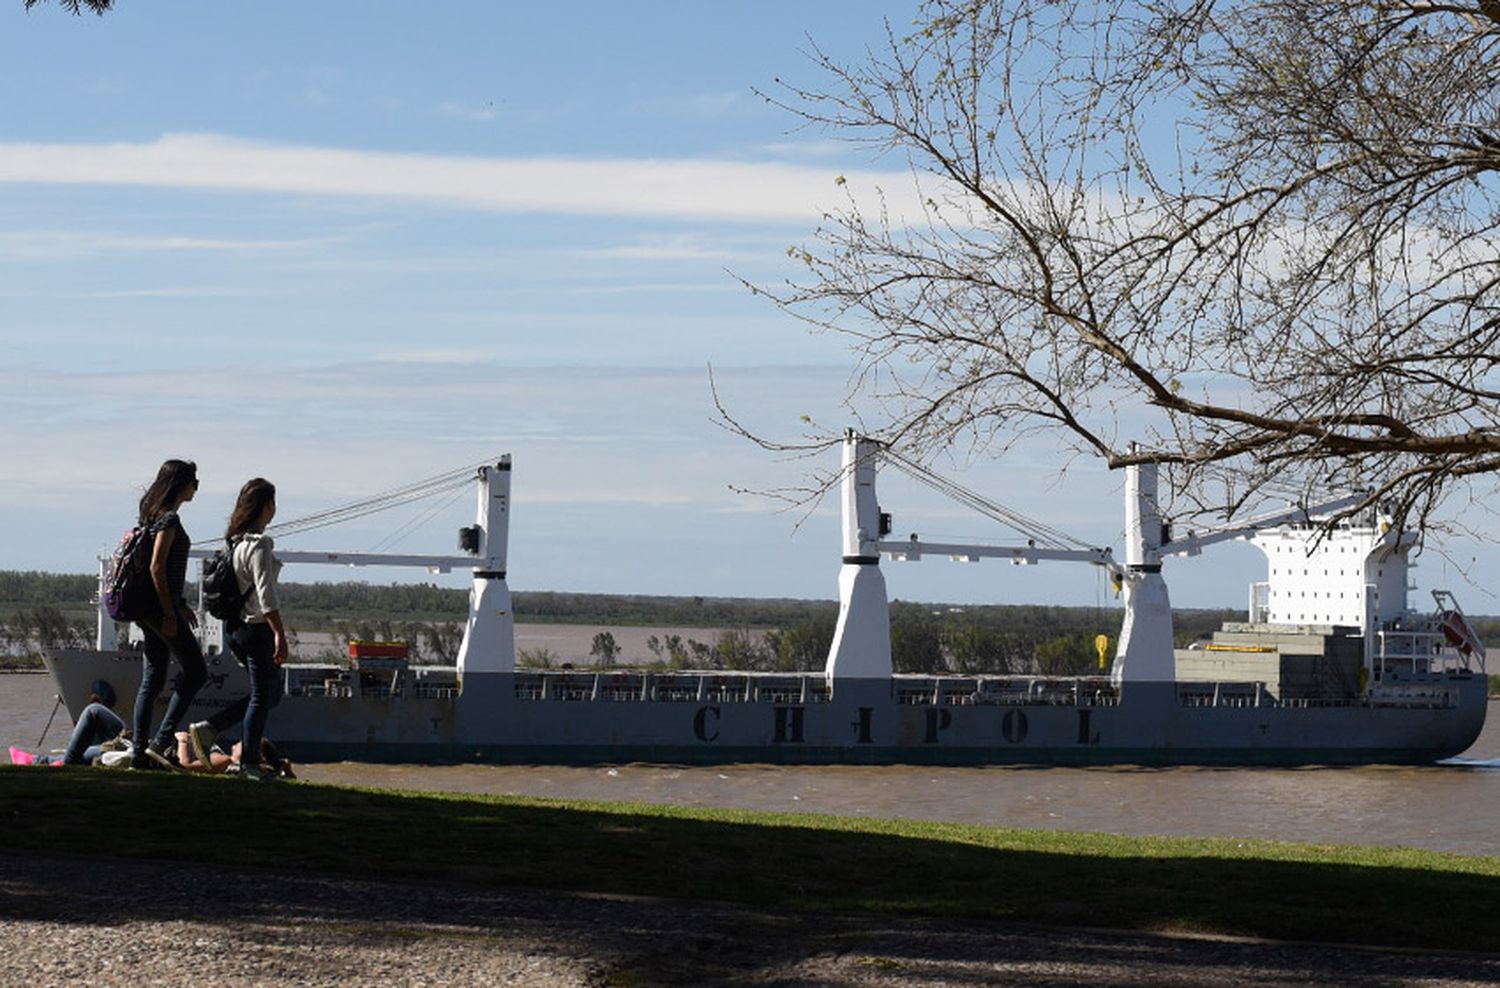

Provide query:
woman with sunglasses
left=129, top=458, right=207, bottom=770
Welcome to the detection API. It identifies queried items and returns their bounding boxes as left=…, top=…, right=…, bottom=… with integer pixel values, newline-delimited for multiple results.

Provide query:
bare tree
left=754, top=0, right=1500, bottom=534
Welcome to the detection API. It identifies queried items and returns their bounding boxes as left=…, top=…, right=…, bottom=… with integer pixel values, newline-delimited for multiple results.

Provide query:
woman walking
left=220, top=478, right=287, bottom=781
left=130, top=459, right=206, bottom=770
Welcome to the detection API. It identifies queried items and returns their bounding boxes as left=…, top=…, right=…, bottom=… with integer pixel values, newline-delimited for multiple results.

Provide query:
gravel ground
left=2, top=853, right=1499, bottom=987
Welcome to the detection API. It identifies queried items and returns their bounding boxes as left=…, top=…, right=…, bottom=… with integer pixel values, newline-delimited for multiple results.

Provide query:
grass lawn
left=3, top=767, right=1497, bottom=953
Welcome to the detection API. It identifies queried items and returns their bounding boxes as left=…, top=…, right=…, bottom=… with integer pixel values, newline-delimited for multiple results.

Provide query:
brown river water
left=5, top=671, right=1497, bottom=856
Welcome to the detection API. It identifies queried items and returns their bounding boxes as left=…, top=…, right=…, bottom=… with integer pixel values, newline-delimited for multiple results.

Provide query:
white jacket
left=231, top=532, right=282, bottom=623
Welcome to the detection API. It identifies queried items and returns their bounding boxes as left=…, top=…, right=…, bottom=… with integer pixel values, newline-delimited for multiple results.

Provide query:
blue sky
left=3, top=1, right=1492, bottom=613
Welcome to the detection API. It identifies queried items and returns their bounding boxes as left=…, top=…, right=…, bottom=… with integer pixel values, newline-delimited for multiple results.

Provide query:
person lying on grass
left=172, top=731, right=295, bottom=780
left=9, top=681, right=127, bottom=767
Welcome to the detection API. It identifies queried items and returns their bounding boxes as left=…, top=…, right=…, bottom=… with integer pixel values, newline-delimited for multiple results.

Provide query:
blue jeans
left=200, top=630, right=252, bottom=742
left=133, top=612, right=207, bottom=751
left=56, top=701, right=125, bottom=765
left=229, top=621, right=283, bottom=763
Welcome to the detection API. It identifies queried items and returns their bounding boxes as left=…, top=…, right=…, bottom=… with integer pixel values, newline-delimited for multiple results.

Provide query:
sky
left=2, top=0, right=1494, bottom=614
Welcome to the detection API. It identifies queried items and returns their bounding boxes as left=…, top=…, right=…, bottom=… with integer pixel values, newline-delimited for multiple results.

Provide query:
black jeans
left=133, top=612, right=207, bottom=751
left=228, top=621, right=283, bottom=763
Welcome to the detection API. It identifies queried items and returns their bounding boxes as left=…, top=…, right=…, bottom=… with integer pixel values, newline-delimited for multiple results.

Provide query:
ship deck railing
left=280, top=661, right=459, bottom=701
left=511, top=671, right=835, bottom=704
left=1174, top=679, right=1460, bottom=710
left=1365, top=685, right=1462, bottom=709
left=507, top=671, right=1130, bottom=707
left=901, top=675, right=1121, bottom=708
left=281, top=665, right=1462, bottom=709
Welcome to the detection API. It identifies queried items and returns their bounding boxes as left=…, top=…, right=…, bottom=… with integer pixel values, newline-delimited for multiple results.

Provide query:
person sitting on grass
left=9, top=680, right=127, bottom=767
left=171, top=731, right=295, bottom=780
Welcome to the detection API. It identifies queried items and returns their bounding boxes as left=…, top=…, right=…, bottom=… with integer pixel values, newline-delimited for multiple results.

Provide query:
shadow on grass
left=2, top=768, right=1497, bottom=956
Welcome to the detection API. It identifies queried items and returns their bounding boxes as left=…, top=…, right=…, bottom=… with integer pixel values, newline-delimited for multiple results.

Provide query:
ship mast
left=455, top=458, right=514, bottom=676
left=824, top=431, right=893, bottom=681
left=1112, top=459, right=1175, bottom=684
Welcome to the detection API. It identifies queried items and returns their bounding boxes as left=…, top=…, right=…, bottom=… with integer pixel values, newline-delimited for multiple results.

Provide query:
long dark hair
left=260, top=738, right=293, bottom=778
left=225, top=478, right=277, bottom=540
left=137, top=459, right=198, bottom=526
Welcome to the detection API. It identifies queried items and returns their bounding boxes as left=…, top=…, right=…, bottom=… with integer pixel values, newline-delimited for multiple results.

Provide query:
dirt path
left=2, top=853, right=1499, bottom=987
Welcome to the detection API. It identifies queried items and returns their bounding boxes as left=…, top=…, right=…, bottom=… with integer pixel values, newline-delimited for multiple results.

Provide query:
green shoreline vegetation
left=3, top=767, right=1498, bottom=953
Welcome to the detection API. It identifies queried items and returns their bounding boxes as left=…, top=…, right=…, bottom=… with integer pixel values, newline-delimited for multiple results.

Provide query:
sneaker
left=8, top=746, right=36, bottom=766
left=237, top=764, right=266, bottom=783
left=186, top=722, right=214, bottom=768
left=143, top=741, right=177, bottom=771
left=129, top=748, right=159, bottom=770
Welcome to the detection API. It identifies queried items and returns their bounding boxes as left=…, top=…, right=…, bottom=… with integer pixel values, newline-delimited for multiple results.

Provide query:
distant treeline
left=3, top=570, right=1498, bottom=678
left=0, top=571, right=95, bottom=608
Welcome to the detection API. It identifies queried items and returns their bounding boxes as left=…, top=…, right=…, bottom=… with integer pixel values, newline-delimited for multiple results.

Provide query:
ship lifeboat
left=1439, top=610, right=1484, bottom=657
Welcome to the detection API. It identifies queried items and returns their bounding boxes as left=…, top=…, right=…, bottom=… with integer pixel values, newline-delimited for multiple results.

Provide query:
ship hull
left=41, top=648, right=1488, bottom=767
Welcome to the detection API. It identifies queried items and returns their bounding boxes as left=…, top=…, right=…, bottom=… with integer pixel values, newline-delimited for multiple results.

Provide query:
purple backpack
left=103, top=526, right=154, bottom=622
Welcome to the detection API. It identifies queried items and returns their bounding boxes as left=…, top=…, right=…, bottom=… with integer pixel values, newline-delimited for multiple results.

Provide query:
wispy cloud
left=78, top=79, right=128, bottom=99
left=564, top=281, right=744, bottom=296
left=0, top=132, right=922, bottom=224
left=0, top=358, right=1448, bottom=606
left=575, top=234, right=736, bottom=262
left=0, top=229, right=331, bottom=261
left=366, top=348, right=483, bottom=364
left=69, top=286, right=255, bottom=300
left=0, top=359, right=857, bottom=570
left=435, top=100, right=499, bottom=122
left=759, top=139, right=849, bottom=158
left=631, top=90, right=750, bottom=120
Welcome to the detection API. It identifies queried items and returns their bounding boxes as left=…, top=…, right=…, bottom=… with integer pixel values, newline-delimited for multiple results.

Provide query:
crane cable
left=879, top=448, right=1098, bottom=551
left=191, top=457, right=499, bottom=547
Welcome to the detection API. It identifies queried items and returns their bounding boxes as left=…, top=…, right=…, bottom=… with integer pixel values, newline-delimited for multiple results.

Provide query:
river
left=5, top=671, right=1496, bottom=856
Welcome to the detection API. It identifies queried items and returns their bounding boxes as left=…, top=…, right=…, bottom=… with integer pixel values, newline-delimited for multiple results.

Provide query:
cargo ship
left=42, top=435, right=1489, bottom=765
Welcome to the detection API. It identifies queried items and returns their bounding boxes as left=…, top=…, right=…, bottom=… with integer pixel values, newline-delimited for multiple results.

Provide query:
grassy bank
left=3, top=768, right=1497, bottom=953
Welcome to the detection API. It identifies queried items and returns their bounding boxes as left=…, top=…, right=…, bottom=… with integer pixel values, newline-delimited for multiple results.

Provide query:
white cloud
left=0, top=132, right=923, bottom=224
